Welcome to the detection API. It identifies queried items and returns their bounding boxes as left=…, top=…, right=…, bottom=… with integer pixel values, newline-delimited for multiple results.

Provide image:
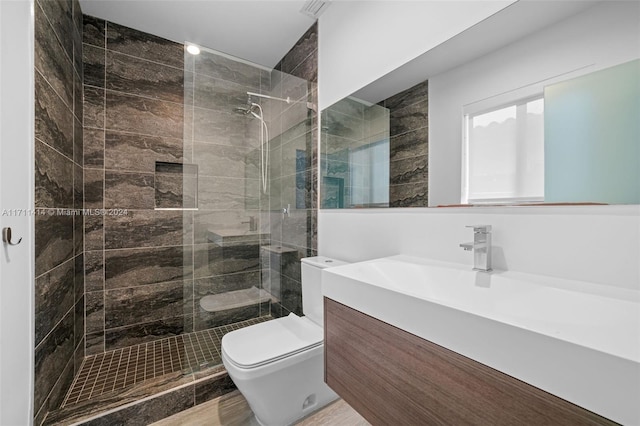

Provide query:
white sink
left=322, top=255, right=640, bottom=425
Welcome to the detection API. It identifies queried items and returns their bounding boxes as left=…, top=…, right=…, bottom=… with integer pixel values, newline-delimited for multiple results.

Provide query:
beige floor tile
left=297, top=399, right=370, bottom=426
left=150, top=391, right=256, bottom=426
left=151, top=391, right=370, bottom=426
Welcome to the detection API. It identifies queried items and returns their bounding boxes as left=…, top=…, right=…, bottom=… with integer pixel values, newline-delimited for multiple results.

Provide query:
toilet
left=221, top=256, right=347, bottom=426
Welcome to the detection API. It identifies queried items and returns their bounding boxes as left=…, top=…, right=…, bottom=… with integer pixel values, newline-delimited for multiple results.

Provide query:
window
left=348, top=139, right=389, bottom=207
left=463, top=97, right=544, bottom=204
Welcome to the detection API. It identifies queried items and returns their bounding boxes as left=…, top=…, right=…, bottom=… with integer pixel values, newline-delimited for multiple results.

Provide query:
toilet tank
left=300, top=256, right=348, bottom=325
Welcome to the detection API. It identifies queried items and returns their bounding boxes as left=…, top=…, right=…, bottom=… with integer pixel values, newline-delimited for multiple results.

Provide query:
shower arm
left=247, top=91, right=291, bottom=105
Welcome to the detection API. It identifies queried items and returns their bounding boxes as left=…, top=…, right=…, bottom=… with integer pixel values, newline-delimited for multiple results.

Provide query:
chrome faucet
left=242, top=216, right=258, bottom=232
left=460, top=225, right=492, bottom=272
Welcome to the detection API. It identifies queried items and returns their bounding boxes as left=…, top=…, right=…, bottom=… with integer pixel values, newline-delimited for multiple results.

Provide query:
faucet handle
left=466, top=225, right=492, bottom=232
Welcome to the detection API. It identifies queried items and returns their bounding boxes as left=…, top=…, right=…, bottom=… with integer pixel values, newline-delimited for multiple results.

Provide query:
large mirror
left=320, top=1, right=640, bottom=208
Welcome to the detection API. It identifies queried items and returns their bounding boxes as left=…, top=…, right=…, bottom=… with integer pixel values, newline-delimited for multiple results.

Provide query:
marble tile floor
left=151, top=390, right=371, bottom=426
left=62, top=316, right=271, bottom=409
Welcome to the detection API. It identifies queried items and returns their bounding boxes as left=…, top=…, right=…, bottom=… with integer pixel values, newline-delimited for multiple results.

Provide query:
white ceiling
left=78, top=0, right=317, bottom=68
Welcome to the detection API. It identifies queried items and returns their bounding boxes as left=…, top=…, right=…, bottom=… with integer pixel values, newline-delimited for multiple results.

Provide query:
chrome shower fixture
left=231, top=99, right=269, bottom=194
left=247, top=91, right=291, bottom=105
left=232, top=90, right=303, bottom=195
left=245, top=92, right=315, bottom=111
left=233, top=102, right=261, bottom=119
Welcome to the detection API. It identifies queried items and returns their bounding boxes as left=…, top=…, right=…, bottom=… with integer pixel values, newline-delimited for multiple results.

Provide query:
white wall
left=317, top=0, right=514, bottom=110
left=429, top=1, right=640, bottom=206
left=319, top=206, right=640, bottom=291
left=0, top=0, right=35, bottom=424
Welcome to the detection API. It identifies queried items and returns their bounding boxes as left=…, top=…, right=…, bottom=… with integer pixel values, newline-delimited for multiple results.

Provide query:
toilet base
left=223, top=344, right=337, bottom=426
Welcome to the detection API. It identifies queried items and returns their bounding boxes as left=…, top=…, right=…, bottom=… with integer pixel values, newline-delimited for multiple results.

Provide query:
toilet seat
left=222, top=313, right=323, bottom=369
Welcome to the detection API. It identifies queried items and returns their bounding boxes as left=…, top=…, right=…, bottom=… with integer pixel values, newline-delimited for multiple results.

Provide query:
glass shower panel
left=181, top=44, right=312, bottom=373
left=263, top=68, right=314, bottom=319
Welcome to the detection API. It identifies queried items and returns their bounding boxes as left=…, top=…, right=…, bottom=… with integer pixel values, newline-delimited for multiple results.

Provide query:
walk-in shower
left=33, top=12, right=319, bottom=423
left=61, top=46, right=316, bottom=415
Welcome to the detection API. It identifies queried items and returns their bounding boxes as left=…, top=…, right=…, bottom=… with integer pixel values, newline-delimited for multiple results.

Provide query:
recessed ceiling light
left=186, top=44, right=201, bottom=55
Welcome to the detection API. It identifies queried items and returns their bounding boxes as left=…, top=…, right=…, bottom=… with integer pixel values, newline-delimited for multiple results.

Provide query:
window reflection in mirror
left=463, top=97, right=544, bottom=204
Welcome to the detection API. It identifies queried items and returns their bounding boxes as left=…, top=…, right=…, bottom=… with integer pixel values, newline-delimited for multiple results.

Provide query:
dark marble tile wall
left=268, top=22, right=318, bottom=317
left=34, top=0, right=85, bottom=423
left=82, top=15, right=189, bottom=354
left=380, top=80, right=429, bottom=207
left=275, top=22, right=318, bottom=84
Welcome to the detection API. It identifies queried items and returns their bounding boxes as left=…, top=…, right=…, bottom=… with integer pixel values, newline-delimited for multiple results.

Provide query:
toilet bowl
left=221, top=256, right=347, bottom=426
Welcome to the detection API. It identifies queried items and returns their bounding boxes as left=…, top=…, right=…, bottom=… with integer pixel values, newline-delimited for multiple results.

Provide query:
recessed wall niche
left=154, top=161, right=199, bottom=209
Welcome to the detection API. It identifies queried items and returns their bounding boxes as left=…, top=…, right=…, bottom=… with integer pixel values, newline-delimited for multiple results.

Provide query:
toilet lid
left=222, top=313, right=323, bottom=369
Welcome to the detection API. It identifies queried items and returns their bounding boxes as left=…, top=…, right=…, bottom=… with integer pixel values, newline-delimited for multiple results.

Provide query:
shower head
left=233, top=106, right=252, bottom=115
left=232, top=94, right=255, bottom=115
left=233, top=101, right=262, bottom=120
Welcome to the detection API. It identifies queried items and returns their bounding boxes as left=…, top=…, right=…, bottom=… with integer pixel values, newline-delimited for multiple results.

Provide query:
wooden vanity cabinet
left=324, top=297, right=616, bottom=426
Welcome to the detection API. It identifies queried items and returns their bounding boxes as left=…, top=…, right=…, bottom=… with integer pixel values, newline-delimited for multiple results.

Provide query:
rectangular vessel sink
left=322, top=255, right=640, bottom=425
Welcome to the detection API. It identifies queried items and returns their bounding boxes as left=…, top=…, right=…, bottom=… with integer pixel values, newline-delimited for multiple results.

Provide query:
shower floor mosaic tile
left=62, top=316, right=271, bottom=408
